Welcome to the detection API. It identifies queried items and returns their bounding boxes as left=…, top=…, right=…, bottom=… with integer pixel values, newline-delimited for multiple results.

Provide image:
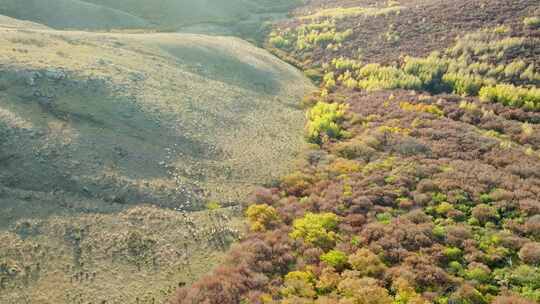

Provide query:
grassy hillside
left=0, top=205, right=243, bottom=304
left=2, top=0, right=538, bottom=303
left=0, top=0, right=150, bottom=30
left=0, top=25, right=312, bottom=209
left=83, top=0, right=298, bottom=26
left=0, top=19, right=313, bottom=303
left=172, top=1, right=540, bottom=304
left=0, top=14, right=50, bottom=29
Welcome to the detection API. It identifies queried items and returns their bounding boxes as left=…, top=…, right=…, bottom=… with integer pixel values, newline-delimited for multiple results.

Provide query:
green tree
left=290, top=213, right=339, bottom=249
left=348, top=248, right=387, bottom=278
left=320, top=250, right=348, bottom=270
left=305, top=102, right=347, bottom=144
left=246, top=204, right=280, bottom=232
left=337, top=277, right=392, bottom=304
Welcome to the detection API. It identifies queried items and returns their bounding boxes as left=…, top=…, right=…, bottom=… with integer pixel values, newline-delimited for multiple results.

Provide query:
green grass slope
left=0, top=0, right=150, bottom=30
left=0, top=14, right=51, bottom=29
left=83, top=0, right=285, bottom=26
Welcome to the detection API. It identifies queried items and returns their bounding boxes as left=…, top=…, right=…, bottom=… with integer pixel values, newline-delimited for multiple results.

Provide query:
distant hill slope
left=0, top=0, right=302, bottom=37
left=82, top=0, right=293, bottom=26
left=0, top=0, right=150, bottom=30
left=0, top=14, right=51, bottom=29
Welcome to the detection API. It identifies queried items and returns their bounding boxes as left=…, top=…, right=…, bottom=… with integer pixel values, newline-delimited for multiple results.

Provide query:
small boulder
left=44, top=68, right=66, bottom=81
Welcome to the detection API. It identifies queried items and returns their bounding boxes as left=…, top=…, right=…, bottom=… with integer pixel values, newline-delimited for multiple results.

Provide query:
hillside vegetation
left=0, top=17, right=312, bottom=303
left=171, top=1, right=540, bottom=304
left=1, top=0, right=539, bottom=304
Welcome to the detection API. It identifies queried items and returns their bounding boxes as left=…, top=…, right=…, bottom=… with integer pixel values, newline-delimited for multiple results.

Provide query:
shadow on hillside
left=163, top=44, right=281, bottom=95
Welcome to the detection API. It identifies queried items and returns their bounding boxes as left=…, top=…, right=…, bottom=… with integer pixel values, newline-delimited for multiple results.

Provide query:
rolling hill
left=0, top=16, right=313, bottom=303
left=0, top=0, right=302, bottom=40
left=0, top=17, right=313, bottom=220
left=0, top=0, right=149, bottom=30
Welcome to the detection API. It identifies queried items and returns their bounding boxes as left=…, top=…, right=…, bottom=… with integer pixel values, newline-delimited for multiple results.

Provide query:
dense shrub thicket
left=479, top=85, right=540, bottom=110
left=171, top=85, right=540, bottom=303
left=318, top=28, right=540, bottom=111
left=305, top=102, right=348, bottom=144
left=269, top=19, right=353, bottom=53
left=170, top=6, right=540, bottom=304
left=523, top=16, right=540, bottom=29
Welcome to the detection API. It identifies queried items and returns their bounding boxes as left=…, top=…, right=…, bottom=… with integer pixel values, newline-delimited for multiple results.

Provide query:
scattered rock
left=129, top=72, right=146, bottom=82
left=44, top=68, right=66, bottom=81
left=22, top=71, right=41, bottom=86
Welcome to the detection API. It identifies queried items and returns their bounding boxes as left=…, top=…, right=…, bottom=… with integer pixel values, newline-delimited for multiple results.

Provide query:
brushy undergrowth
left=305, top=101, right=348, bottom=144
left=171, top=4, right=540, bottom=304
left=172, top=85, right=540, bottom=304
left=318, top=28, right=540, bottom=111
